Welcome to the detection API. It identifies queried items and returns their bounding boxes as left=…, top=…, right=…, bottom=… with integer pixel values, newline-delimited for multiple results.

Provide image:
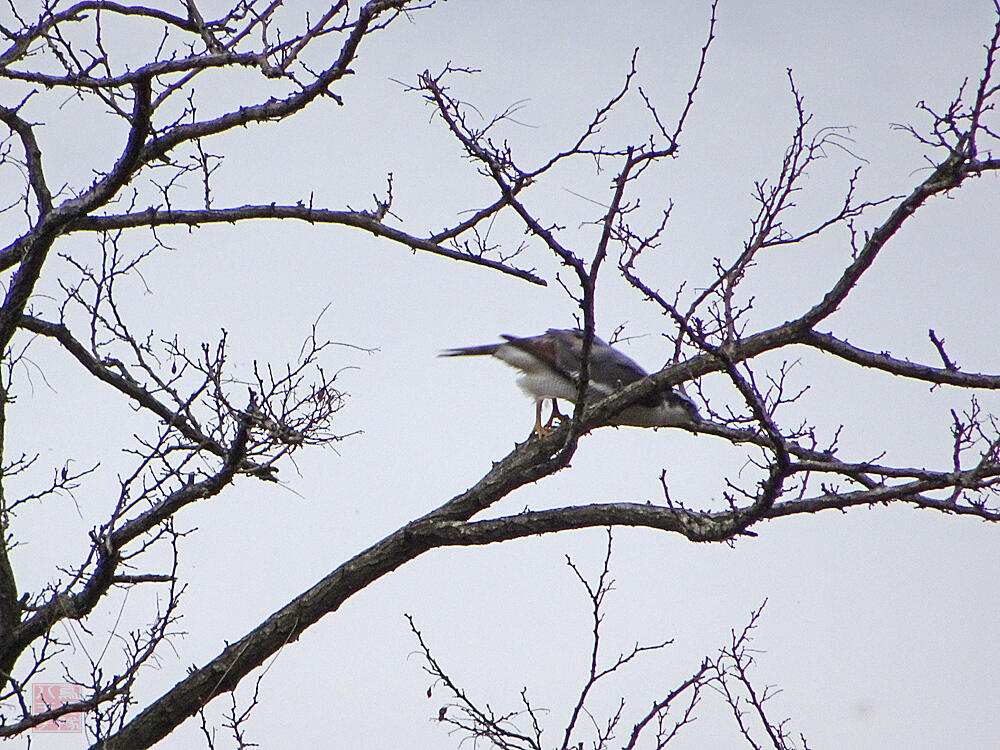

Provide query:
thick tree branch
left=89, top=401, right=586, bottom=749
left=1, top=51, right=268, bottom=87
left=0, top=106, right=52, bottom=214
left=802, top=330, right=1000, bottom=388
left=63, top=205, right=545, bottom=284
left=0, top=76, right=152, bottom=356
left=799, top=151, right=980, bottom=330
left=87, top=429, right=1000, bottom=747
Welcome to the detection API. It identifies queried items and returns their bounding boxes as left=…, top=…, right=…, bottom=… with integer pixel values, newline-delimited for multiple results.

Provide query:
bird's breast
left=516, top=372, right=579, bottom=401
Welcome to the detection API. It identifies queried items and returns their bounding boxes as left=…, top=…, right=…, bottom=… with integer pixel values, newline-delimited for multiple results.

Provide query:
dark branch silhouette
left=0, top=0, right=996, bottom=747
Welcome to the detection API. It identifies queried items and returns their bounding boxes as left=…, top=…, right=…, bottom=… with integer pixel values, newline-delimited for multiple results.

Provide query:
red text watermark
left=31, top=683, right=84, bottom=733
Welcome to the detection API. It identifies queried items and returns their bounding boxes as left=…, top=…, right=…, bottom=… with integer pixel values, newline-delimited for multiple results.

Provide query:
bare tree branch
left=0, top=1, right=996, bottom=746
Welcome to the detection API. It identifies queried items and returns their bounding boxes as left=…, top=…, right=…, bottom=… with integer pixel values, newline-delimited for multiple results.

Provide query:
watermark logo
left=31, top=683, right=84, bottom=733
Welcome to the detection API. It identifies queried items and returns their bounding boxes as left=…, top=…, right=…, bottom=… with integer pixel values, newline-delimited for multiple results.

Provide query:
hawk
left=441, top=328, right=700, bottom=436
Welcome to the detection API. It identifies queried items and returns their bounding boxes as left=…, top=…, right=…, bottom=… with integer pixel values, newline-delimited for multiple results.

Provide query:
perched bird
left=440, top=328, right=700, bottom=436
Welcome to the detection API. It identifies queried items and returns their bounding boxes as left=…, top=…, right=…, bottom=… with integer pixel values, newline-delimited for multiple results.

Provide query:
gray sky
left=6, top=1, right=1000, bottom=748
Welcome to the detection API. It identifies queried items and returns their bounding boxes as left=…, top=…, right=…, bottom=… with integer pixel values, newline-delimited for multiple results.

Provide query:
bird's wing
left=554, top=331, right=690, bottom=413
left=499, top=333, right=566, bottom=376
left=588, top=343, right=649, bottom=391
left=544, top=330, right=649, bottom=394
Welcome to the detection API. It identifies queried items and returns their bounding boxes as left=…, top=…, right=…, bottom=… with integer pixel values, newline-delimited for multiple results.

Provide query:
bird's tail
left=439, top=343, right=501, bottom=357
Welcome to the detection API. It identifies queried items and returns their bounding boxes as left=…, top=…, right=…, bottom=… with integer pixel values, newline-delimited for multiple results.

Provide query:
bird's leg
left=531, top=399, right=546, bottom=438
left=544, top=399, right=567, bottom=428
left=531, top=399, right=568, bottom=438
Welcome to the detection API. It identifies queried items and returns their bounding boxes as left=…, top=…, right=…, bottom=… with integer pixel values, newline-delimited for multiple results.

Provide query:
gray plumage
left=441, top=328, right=700, bottom=434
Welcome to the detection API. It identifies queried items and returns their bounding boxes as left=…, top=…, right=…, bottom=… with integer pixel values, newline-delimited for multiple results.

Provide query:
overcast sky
left=8, top=1, right=1000, bottom=748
